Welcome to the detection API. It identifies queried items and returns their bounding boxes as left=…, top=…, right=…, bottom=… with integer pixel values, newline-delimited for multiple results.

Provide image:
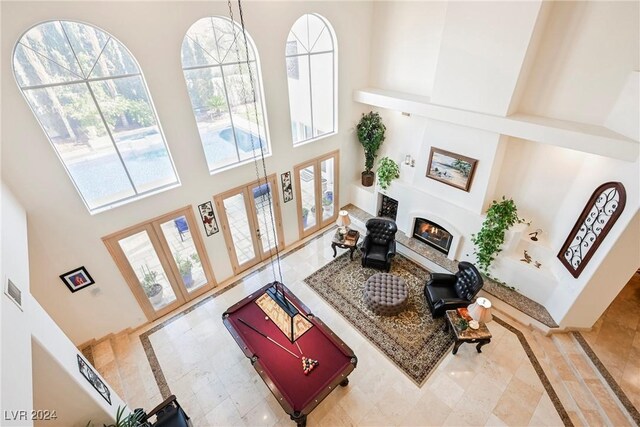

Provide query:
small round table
left=364, top=273, right=408, bottom=316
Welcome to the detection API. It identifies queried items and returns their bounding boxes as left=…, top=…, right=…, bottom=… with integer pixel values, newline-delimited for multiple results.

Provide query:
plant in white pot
left=356, top=111, right=386, bottom=187
left=141, top=268, right=163, bottom=305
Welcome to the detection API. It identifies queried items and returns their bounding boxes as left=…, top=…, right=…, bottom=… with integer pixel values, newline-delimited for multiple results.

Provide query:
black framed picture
left=198, top=201, right=219, bottom=236
left=77, top=355, right=111, bottom=405
left=59, top=266, right=94, bottom=293
left=281, top=171, right=293, bottom=203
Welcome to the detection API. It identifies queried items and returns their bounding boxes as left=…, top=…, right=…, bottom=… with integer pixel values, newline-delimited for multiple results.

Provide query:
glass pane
left=251, top=183, right=278, bottom=253
left=183, top=18, right=221, bottom=65
left=183, top=66, right=237, bottom=171
left=119, top=230, right=177, bottom=311
left=289, top=15, right=310, bottom=53
left=308, top=16, right=331, bottom=52
left=300, top=165, right=316, bottom=230
left=90, top=38, right=139, bottom=78
left=223, top=193, right=256, bottom=265
left=23, top=84, right=135, bottom=210
left=14, top=44, right=82, bottom=87
left=90, top=76, right=177, bottom=193
left=287, top=55, right=312, bottom=144
left=310, top=53, right=334, bottom=137
left=19, top=21, right=84, bottom=78
left=222, top=62, right=268, bottom=161
left=321, top=158, right=335, bottom=221
left=160, top=216, right=207, bottom=292
left=61, top=21, right=110, bottom=78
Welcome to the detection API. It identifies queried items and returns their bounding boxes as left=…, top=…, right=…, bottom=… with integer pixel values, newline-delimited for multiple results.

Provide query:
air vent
left=5, top=278, right=23, bottom=310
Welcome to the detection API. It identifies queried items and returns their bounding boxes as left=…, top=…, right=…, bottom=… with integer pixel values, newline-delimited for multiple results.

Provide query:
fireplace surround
left=413, top=218, right=453, bottom=255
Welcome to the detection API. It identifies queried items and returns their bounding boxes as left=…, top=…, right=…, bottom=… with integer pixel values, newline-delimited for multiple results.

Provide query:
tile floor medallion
left=133, top=226, right=569, bottom=426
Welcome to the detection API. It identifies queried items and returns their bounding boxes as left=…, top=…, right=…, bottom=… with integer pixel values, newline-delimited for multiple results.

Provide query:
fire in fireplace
left=413, top=218, right=453, bottom=255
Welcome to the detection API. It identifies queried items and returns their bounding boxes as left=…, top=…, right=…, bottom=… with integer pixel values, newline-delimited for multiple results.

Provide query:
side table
left=331, top=230, right=360, bottom=260
left=444, top=310, right=492, bottom=355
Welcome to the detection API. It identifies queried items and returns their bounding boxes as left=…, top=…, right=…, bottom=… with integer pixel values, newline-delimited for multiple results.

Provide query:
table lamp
left=467, top=297, right=493, bottom=324
left=336, top=210, right=351, bottom=234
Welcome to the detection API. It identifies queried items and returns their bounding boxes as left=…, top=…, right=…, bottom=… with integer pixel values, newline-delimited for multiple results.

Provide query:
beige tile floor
left=582, top=271, right=640, bottom=410
left=108, top=228, right=571, bottom=426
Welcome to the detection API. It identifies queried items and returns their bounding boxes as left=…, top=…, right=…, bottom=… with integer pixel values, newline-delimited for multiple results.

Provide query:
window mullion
left=219, top=65, right=241, bottom=164
left=308, top=54, right=314, bottom=138
left=85, top=81, right=138, bottom=194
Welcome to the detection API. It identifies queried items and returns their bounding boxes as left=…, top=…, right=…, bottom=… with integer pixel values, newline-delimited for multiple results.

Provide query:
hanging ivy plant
left=377, top=157, right=400, bottom=190
left=471, top=197, right=527, bottom=274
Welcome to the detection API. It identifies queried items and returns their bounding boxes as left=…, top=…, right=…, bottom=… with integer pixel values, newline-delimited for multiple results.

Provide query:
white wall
left=519, top=1, right=640, bottom=125
left=369, top=1, right=447, bottom=97
left=1, top=1, right=373, bottom=344
left=1, top=184, right=33, bottom=426
left=430, top=1, right=544, bottom=116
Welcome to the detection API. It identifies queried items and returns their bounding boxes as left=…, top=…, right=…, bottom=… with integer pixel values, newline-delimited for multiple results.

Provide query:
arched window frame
left=181, top=16, right=271, bottom=174
left=12, top=20, right=179, bottom=214
left=285, top=13, right=338, bottom=147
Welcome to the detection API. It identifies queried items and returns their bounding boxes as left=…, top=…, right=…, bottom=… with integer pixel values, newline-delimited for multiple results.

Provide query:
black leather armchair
left=424, top=261, right=483, bottom=317
left=141, top=395, right=190, bottom=427
left=361, top=218, right=397, bottom=272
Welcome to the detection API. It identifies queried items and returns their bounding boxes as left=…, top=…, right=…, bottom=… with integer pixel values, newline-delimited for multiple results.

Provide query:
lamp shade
left=467, top=297, right=493, bottom=323
left=336, top=210, right=351, bottom=228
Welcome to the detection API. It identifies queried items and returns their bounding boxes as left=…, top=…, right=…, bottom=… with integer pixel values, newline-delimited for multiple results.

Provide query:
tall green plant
left=356, top=111, right=386, bottom=173
left=377, top=157, right=400, bottom=190
left=471, top=197, right=527, bottom=274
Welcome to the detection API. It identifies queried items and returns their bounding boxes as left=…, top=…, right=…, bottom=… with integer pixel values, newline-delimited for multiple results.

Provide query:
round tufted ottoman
left=364, top=273, right=408, bottom=316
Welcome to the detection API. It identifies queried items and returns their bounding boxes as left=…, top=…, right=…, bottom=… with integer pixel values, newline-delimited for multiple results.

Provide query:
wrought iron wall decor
left=77, top=354, right=111, bottom=405
left=558, top=182, right=626, bottom=278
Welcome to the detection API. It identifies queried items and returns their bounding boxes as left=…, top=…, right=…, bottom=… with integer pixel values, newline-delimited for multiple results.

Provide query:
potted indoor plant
left=141, top=268, right=163, bottom=305
left=471, top=197, right=528, bottom=274
left=356, top=111, right=386, bottom=187
left=176, top=254, right=194, bottom=288
left=302, top=207, right=309, bottom=227
left=377, top=157, right=400, bottom=190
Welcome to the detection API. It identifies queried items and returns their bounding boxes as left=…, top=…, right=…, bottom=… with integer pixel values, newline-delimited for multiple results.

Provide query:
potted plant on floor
left=141, top=268, right=163, bottom=305
left=471, top=196, right=528, bottom=275
left=377, top=157, right=400, bottom=190
left=302, top=207, right=310, bottom=227
left=176, top=254, right=194, bottom=288
left=357, top=111, right=386, bottom=187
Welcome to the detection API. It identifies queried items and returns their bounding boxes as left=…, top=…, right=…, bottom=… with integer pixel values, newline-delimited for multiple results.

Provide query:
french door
left=214, top=174, right=285, bottom=275
left=294, top=150, right=339, bottom=238
left=103, top=206, right=216, bottom=321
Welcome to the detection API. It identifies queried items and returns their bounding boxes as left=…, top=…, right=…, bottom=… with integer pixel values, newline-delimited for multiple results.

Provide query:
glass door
left=294, top=150, right=339, bottom=238
left=214, top=174, right=285, bottom=275
left=103, top=207, right=216, bottom=320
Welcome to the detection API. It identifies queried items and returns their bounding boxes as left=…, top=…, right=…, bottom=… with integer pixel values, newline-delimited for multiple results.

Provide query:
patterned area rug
left=304, top=253, right=454, bottom=385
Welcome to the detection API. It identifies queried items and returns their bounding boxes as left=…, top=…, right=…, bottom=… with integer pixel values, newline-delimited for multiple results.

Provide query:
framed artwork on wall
left=59, top=266, right=94, bottom=293
left=281, top=171, right=293, bottom=203
left=558, top=182, right=626, bottom=278
left=198, top=201, right=219, bottom=236
left=426, top=147, right=478, bottom=192
left=77, top=355, right=111, bottom=405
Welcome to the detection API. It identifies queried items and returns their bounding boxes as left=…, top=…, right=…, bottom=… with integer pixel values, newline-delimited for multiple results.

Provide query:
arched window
left=13, top=21, right=179, bottom=213
left=181, top=17, right=270, bottom=173
left=286, top=14, right=337, bottom=145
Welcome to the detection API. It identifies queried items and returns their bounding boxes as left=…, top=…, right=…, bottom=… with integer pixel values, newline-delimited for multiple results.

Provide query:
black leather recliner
left=361, top=218, right=397, bottom=272
left=139, top=395, right=190, bottom=427
left=424, top=261, right=483, bottom=317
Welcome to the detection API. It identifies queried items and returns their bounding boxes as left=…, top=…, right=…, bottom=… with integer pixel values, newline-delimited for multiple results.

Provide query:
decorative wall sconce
left=404, top=155, right=415, bottom=167
left=529, top=229, right=542, bottom=241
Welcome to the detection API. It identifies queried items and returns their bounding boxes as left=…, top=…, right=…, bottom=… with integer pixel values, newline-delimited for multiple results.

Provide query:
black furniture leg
left=476, top=339, right=491, bottom=353
left=340, top=378, right=350, bottom=387
left=452, top=340, right=463, bottom=355
left=331, top=243, right=337, bottom=258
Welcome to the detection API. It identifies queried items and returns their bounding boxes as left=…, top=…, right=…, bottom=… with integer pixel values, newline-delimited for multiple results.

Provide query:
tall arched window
left=286, top=14, right=337, bottom=145
left=13, top=21, right=179, bottom=213
left=181, top=17, right=270, bottom=173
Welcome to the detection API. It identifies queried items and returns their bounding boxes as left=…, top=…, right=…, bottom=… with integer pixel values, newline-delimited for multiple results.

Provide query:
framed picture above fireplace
left=426, top=147, right=477, bottom=192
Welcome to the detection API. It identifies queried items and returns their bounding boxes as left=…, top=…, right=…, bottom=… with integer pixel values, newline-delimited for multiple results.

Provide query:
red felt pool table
left=222, top=283, right=357, bottom=426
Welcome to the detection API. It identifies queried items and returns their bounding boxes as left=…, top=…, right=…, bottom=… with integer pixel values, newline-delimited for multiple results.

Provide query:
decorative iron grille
left=558, top=182, right=626, bottom=278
